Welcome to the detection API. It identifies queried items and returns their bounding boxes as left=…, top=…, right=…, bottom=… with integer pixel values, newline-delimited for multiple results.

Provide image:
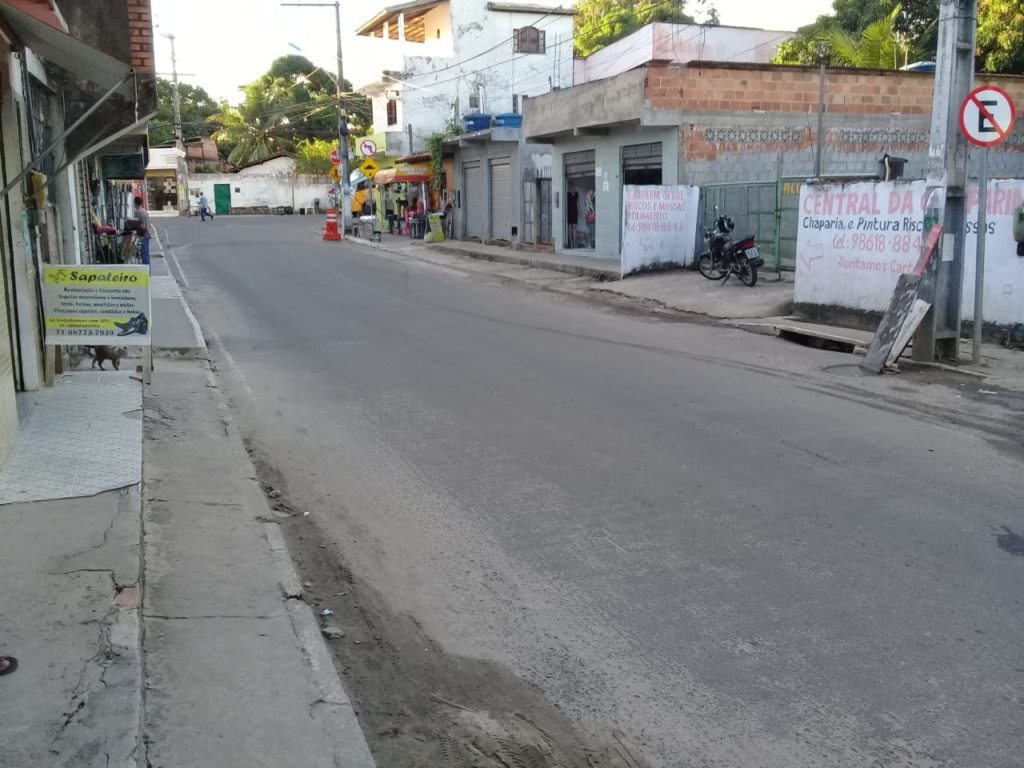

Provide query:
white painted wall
left=795, top=179, right=1024, bottom=326
left=237, top=156, right=296, bottom=176
left=356, top=0, right=576, bottom=154
left=189, top=173, right=333, bottom=212
left=575, top=22, right=792, bottom=85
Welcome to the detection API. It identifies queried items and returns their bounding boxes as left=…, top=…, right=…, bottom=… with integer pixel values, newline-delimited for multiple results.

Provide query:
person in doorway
left=566, top=188, right=579, bottom=248
left=384, top=187, right=396, bottom=234
left=199, top=190, right=214, bottom=221
left=131, top=196, right=150, bottom=265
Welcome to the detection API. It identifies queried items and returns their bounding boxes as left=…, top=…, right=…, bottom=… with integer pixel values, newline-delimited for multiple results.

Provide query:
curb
left=196, top=366, right=377, bottom=766
left=426, top=242, right=621, bottom=281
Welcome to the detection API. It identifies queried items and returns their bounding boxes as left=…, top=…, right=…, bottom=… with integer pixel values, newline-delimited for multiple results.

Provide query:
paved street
left=161, top=215, right=1023, bottom=768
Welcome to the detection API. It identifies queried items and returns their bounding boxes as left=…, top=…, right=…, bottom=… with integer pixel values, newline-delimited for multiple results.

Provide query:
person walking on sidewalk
left=0, top=656, right=17, bottom=676
left=131, top=196, right=151, bottom=265
left=199, top=191, right=214, bottom=222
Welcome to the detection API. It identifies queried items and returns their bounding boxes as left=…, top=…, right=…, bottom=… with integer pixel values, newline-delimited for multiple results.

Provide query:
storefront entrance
left=564, top=150, right=595, bottom=249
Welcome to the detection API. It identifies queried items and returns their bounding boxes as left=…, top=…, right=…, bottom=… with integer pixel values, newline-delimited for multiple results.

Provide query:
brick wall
left=645, top=63, right=1024, bottom=186
left=646, top=63, right=1024, bottom=118
left=127, top=0, right=154, bottom=72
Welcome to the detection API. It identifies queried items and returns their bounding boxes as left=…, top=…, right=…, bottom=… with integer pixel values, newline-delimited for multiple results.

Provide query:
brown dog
left=90, top=346, right=125, bottom=370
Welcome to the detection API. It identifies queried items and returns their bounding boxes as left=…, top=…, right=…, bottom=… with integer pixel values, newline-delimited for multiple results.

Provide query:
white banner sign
left=42, top=265, right=152, bottom=345
left=795, top=180, right=1024, bottom=324
left=621, top=185, right=700, bottom=276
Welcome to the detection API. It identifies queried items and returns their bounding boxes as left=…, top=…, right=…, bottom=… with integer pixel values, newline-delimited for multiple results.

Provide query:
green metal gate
left=700, top=178, right=804, bottom=270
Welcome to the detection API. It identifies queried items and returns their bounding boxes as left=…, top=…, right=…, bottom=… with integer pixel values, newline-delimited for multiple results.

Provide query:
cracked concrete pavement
left=0, top=488, right=143, bottom=767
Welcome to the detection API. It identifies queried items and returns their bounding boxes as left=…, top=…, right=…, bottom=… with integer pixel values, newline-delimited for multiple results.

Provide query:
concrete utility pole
left=161, top=32, right=182, bottom=145
left=912, top=0, right=978, bottom=362
left=282, top=2, right=350, bottom=226
left=814, top=42, right=828, bottom=178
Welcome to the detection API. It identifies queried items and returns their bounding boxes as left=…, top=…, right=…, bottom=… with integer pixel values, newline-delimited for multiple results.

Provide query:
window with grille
left=468, top=94, right=480, bottom=110
left=512, top=26, right=545, bottom=54
left=386, top=99, right=398, bottom=126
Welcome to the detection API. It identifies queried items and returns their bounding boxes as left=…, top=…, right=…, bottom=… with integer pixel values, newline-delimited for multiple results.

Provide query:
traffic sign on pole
left=959, top=86, right=1015, bottom=364
left=959, top=85, right=1016, bottom=148
left=359, top=139, right=378, bottom=157
left=329, top=148, right=340, bottom=165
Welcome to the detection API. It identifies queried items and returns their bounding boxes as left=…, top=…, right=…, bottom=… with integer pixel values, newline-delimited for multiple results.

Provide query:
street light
left=281, top=2, right=350, bottom=229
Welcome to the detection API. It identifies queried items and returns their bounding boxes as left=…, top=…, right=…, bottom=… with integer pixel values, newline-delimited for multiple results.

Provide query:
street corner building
left=0, top=0, right=157, bottom=467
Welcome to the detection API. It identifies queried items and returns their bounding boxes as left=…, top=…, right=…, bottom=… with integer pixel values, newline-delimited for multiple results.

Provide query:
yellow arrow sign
left=359, top=158, right=380, bottom=178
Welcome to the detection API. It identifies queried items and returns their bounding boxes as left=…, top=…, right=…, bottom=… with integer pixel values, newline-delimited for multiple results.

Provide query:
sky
left=151, top=0, right=835, bottom=104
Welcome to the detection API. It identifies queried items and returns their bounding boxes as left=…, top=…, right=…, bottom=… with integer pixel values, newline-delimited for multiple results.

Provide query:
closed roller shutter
left=489, top=159, right=513, bottom=241
left=464, top=162, right=483, bottom=238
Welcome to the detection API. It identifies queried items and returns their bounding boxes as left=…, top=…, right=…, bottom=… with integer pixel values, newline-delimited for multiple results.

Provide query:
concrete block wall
left=645, top=63, right=1024, bottom=186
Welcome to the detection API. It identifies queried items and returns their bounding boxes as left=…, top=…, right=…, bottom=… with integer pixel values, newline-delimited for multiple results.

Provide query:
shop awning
left=0, top=2, right=134, bottom=96
left=374, top=162, right=431, bottom=184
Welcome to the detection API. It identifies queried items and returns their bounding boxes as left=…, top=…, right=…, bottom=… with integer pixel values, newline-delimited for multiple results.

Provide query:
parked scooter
left=697, top=207, right=763, bottom=287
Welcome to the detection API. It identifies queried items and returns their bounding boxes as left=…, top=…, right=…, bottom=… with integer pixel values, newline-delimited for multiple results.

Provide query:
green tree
left=148, top=78, right=218, bottom=146
left=208, top=55, right=373, bottom=167
left=294, top=138, right=336, bottom=175
left=772, top=16, right=839, bottom=66
left=978, top=0, right=1024, bottom=74
left=824, top=5, right=905, bottom=69
left=209, top=78, right=300, bottom=166
left=266, top=54, right=372, bottom=139
left=574, top=0, right=694, bottom=57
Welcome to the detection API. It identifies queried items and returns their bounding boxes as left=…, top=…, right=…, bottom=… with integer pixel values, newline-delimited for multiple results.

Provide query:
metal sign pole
left=973, top=148, right=988, bottom=365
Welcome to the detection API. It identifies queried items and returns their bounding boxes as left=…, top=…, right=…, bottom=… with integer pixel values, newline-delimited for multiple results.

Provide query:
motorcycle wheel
left=739, top=262, right=758, bottom=287
left=698, top=253, right=726, bottom=280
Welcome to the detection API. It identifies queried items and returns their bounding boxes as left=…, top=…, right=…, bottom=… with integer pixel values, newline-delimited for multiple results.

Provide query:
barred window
left=512, top=26, right=545, bottom=54
left=386, top=99, right=398, bottom=126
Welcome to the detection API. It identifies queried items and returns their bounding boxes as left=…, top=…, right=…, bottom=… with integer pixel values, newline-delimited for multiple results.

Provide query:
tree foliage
left=207, top=55, right=373, bottom=167
left=772, top=0, right=1021, bottom=73
left=574, top=0, right=694, bottom=57
left=977, top=0, right=1024, bottom=74
left=294, top=138, right=336, bottom=175
left=148, top=78, right=218, bottom=146
left=824, top=5, right=905, bottom=69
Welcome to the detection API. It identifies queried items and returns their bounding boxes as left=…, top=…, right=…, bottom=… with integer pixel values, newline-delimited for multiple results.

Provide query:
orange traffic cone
left=323, top=208, right=342, bottom=241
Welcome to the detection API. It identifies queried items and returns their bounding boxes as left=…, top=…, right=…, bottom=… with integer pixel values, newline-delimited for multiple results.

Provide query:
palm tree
left=209, top=77, right=332, bottom=166
left=824, top=5, right=905, bottom=69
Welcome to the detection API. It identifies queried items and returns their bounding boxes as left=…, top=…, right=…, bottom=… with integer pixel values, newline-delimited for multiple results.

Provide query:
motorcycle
left=697, top=208, right=763, bottom=287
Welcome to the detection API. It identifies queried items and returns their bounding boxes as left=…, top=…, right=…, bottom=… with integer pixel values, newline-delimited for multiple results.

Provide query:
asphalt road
left=161, top=216, right=1023, bottom=768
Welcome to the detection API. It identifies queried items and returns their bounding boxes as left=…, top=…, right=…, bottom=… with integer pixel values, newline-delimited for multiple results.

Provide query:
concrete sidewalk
left=366, top=234, right=794, bottom=319
left=0, top=488, right=143, bottom=767
left=142, top=356, right=375, bottom=768
left=150, top=231, right=206, bottom=357
left=0, top=225, right=374, bottom=766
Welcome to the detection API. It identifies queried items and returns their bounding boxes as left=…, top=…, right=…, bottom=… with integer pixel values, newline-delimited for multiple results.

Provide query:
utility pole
left=814, top=42, right=828, bottom=178
left=161, top=32, right=182, bottom=145
left=281, top=2, right=350, bottom=231
left=912, top=0, right=977, bottom=362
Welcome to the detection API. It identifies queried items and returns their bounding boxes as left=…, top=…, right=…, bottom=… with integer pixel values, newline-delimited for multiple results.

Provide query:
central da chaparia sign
left=621, top=185, right=700, bottom=276
left=42, top=265, right=152, bottom=345
left=795, top=180, right=1024, bottom=324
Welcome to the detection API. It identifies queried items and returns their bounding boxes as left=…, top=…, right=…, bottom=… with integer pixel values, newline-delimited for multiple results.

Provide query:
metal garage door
left=464, top=162, right=483, bottom=238
left=489, top=158, right=513, bottom=241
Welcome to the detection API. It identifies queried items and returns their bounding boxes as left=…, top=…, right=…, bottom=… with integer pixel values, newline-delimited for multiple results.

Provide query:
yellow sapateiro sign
left=42, top=265, right=152, bottom=345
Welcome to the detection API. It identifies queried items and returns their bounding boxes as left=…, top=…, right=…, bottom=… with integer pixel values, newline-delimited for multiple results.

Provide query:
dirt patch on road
left=278, top=507, right=647, bottom=768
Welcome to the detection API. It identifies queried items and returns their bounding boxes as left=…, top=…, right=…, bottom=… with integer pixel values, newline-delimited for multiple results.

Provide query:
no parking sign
left=959, top=85, right=1016, bottom=147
